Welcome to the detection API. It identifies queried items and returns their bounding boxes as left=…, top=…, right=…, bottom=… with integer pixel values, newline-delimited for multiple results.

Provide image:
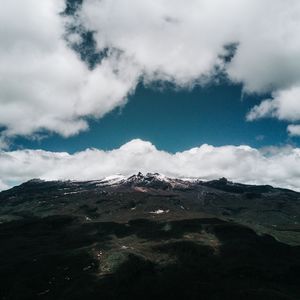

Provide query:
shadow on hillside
left=0, top=215, right=299, bottom=300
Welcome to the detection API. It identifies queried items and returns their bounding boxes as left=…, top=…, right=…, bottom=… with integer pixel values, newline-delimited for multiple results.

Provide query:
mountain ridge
left=11, top=171, right=297, bottom=194
left=1, top=172, right=299, bottom=245
left=0, top=172, right=300, bottom=299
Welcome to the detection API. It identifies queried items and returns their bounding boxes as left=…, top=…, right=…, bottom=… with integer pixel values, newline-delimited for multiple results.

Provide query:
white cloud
left=1, top=139, right=300, bottom=191
left=247, top=86, right=300, bottom=134
left=77, top=0, right=300, bottom=131
left=1, top=0, right=300, bottom=142
left=79, top=0, right=230, bottom=86
left=247, top=86, right=300, bottom=121
left=287, top=124, right=300, bottom=136
left=79, top=0, right=300, bottom=92
left=0, top=0, right=140, bottom=141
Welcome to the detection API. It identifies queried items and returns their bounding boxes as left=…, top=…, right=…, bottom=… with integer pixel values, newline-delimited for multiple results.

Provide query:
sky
left=1, top=0, right=300, bottom=190
left=13, top=82, right=290, bottom=153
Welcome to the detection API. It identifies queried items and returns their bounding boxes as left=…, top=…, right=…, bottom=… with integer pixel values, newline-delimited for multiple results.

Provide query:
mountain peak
left=121, top=172, right=171, bottom=189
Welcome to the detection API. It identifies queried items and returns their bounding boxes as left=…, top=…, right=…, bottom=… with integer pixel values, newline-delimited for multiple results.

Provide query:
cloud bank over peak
left=1, top=139, right=300, bottom=191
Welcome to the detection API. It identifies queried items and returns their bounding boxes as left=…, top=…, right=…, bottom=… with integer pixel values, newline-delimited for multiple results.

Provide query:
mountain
left=0, top=173, right=300, bottom=299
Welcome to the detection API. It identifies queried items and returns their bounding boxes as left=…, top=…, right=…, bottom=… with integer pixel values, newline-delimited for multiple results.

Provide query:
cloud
left=0, top=0, right=139, bottom=141
left=79, top=0, right=300, bottom=93
left=247, top=86, right=300, bottom=134
left=0, top=180, right=9, bottom=191
left=1, top=0, right=300, bottom=142
left=247, top=86, right=300, bottom=121
left=1, top=139, right=300, bottom=191
left=288, top=124, right=300, bottom=136
left=77, top=0, right=300, bottom=133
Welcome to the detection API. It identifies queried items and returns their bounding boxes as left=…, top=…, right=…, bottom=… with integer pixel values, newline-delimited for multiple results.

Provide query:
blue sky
left=13, top=82, right=291, bottom=153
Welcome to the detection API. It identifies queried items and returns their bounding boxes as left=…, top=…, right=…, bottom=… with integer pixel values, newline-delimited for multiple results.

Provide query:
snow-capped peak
left=95, top=172, right=173, bottom=189
left=91, top=172, right=204, bottom=191
left=97, top=174, right=126, bottom=186
left=121, top=172, right=172, bottom=186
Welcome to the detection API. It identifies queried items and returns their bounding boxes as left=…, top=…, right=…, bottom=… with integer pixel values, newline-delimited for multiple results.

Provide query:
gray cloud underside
left=1, top=139, right=300, bottom=191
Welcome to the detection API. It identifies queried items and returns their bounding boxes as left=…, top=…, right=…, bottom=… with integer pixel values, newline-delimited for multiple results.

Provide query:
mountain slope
left=0, top=173, right=300, bottom=299
left=1, top=173, right=299, bottom=244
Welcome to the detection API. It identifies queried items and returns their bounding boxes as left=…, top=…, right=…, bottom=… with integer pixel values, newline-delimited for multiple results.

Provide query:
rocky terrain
left=0, top=173, right=299, bottom=299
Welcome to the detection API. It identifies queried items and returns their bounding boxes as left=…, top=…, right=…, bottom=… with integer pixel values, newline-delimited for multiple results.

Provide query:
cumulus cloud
left=1, top=139, right=300, bottom=191
left=287, top=124, right=300, bottom=136
left=247, top=86, right=300, bottom=135
left=247, top=87, right=300, bottom=121
left=77, top=0, right=300, bottom=132
left=79, top=0, right=300, bottom=92
left=0, top=0, right=139, bottom=141
left=1, top=0, right=300, bottom=142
